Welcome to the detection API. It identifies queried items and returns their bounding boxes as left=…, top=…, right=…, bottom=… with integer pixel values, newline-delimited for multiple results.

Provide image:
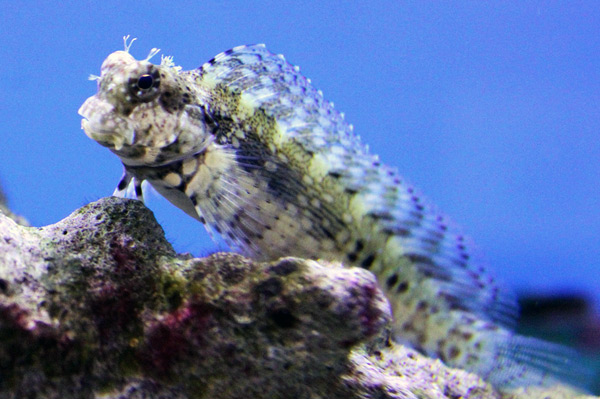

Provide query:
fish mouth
left=78, top=96, right=135, bottom=151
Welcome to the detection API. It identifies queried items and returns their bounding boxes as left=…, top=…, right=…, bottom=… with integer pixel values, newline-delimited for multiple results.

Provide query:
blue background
left=1, top=2, right=599, bottom=314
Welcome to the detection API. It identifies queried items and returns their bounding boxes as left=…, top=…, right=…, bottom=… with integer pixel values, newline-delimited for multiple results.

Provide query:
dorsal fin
left=194, top=44, right=519, bottom=327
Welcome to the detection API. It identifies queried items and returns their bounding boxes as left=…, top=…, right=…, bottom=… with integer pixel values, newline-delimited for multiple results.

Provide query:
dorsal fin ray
left=195, top=44, right=519, bottom=327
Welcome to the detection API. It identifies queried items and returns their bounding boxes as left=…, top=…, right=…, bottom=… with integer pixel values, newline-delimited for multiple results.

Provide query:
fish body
left=79, top=37, right=590, bottom=389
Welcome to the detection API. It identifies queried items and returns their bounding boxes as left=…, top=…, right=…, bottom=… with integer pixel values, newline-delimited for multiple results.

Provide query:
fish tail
left=484, top=333, right=594, bottom=391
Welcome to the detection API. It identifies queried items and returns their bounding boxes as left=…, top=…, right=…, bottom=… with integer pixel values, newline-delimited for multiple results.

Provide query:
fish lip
left=78, top=96, right=135, bottom=150
left=83, top=124, right=135, bottom=152
left=77, top=96, right=101, bottom=127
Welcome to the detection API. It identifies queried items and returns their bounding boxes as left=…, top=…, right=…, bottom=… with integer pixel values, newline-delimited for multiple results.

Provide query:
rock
left=0, top=197, right=596, bottom=399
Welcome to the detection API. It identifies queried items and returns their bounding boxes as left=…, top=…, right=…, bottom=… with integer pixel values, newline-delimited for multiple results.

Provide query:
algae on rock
left=0, top=197, right=595, bottom=399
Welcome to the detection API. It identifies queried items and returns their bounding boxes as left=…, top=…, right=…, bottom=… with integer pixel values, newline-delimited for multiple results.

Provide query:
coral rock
left=0, top=197, right=595, bottom=399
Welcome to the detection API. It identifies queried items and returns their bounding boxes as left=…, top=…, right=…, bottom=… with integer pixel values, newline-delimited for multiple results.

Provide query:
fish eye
left=128, top=69, right=161, bottom=102
left=137, top=74, right=155, bottom=90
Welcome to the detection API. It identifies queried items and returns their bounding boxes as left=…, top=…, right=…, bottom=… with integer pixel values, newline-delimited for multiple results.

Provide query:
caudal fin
left=487, top=334, right=595, bottom=391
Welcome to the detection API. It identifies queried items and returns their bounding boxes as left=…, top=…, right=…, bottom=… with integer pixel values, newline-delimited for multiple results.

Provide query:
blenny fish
left=78, top=37, right=591, bottom=390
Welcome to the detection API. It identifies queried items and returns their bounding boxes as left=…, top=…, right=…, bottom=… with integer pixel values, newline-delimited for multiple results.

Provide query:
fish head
left=79, top=47, right=214, bottom=167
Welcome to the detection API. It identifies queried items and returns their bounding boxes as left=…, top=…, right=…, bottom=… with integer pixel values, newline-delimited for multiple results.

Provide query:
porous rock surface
left=0, top=197, right=595, bottom=399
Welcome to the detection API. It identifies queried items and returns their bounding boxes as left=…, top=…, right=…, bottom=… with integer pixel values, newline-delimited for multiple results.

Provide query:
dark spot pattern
left=386, top=274, right=398, bottom=289
left=360, top=254, right=376, bottom=269
left=396, top=281, right=409, bottom=293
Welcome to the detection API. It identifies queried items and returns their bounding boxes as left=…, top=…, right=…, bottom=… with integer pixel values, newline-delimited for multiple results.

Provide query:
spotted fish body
left=79, top=38, right=590, bottom=390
